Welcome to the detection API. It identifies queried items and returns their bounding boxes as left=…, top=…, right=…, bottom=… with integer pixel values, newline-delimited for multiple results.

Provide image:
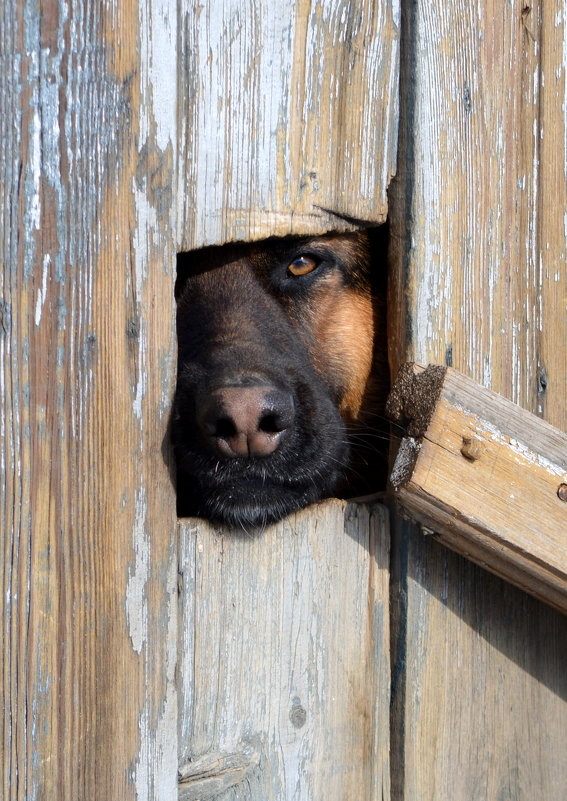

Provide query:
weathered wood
left=177, top=501, right=390, bottom=801
left=387, top=363, right=567, bottom=613
left=179, top=752, right=259, bottom=800
left=177, top=0, right=400, bottom=249
left=388, top=1, right=567, bottom=798
left=537, top=2, right=567, bottom=429
left=390, top=518, right=567, bottom=801
left=388, top=1, right=566, bottom=433
left=1, top=1, right=178, bottom=798
left=1, top=1, right=399, bottom=797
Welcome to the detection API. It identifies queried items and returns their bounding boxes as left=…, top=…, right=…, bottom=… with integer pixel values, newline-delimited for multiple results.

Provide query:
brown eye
left=287, top=255, right=319, bottom=277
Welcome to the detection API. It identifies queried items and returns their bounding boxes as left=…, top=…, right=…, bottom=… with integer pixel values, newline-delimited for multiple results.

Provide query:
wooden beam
left=387, top=364, right=567, bottom=614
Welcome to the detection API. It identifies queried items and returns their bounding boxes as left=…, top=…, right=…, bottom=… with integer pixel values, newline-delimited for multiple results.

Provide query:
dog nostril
left=258, top=413, right=285, bottom=434
left=212, top=417, right=237, bottom=439
left=261, top=391, right=294, bottom=432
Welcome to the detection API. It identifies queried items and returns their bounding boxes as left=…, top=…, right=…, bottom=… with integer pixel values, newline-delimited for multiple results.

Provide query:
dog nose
left=198, top=385, right=294, bottom=457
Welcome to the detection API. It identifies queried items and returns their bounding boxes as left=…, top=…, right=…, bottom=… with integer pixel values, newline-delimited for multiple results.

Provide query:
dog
left=173, top=229, right=388, bottom=528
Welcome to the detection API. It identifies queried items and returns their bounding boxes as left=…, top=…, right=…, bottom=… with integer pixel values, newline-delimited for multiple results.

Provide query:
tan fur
left=305, top=274, right=375, bottom=422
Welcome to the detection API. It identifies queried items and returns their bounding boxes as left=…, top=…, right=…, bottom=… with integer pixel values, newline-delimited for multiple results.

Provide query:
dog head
left=173, top=230, right=386, bottom=528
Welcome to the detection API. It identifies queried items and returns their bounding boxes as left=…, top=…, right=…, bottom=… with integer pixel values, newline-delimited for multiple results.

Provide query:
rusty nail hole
left=557, top=483, right=567, bottom=503
left=461, top=436, right=484, bottom=461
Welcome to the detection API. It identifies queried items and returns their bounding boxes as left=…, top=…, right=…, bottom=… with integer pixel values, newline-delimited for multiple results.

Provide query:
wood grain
left=1, top=1, right=178, bottom=798
left=388, top=2, right=567, bottom=798
left=390, top=518, right=567, bottom=801
left=388, top=364, right=567, bottom=612
left=389, top=0, right=566, bottom=432
left=537, top=3, right=567, bottom=428
left=1, top=1, right=400, bottom=796
left=177, top=0, right=400, bottom=249
left=177, top=501, right=391, bottom=801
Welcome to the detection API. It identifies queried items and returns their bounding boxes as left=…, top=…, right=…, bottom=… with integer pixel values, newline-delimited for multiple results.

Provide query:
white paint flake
left=453, top=403, right=567, bottom=476
left=29, top=107, right=41, bottom=231
left=132, top=551, right=178, bottom=801
left=145, top=0, right=177, bottom=151
left=34, top=254, right=50, bottom=326
left=125, top=487, right=150, bottom=654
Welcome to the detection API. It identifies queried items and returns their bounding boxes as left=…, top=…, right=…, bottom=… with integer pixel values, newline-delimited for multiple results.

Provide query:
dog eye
left=287, top=255, right=319, bottom=277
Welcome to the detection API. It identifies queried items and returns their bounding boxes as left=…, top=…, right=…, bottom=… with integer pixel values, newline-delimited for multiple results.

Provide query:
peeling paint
left=29, top=107, right=41, bottom=232
left=133, top=555, right=178, bottom=801
left=126, top=487, right=150, bottom=654
left=145, top=0, right=177, bottom=151
left=34, top=254, right=50, bottom=326
left=126, top=3, right=179, bottom=798
left=2, top=0, right=180, bottom=797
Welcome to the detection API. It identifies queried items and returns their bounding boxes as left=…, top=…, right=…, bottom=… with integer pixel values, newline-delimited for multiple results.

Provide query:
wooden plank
left=1, top=1, right=178, bottom=798
left=387, top=363, right=567, bottom=613
left=387, top=1, right=567, bottom=798
left=177, top=500, right=390, bottom=801
left=388, top=0, right=566, bottom=433
left=390, top=518, right=567, bottom=801
left=537, top=3, right=567, bottom=428
left=177, top=0, right=400, bottom=249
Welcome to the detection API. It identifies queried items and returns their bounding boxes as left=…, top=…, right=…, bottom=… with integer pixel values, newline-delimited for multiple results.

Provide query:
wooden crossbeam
left=387, top=363, right=567, bottom=614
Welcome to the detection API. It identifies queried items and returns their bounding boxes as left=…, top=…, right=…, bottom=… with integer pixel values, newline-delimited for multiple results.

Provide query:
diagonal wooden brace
left=386, top=363, right=567, bottom=614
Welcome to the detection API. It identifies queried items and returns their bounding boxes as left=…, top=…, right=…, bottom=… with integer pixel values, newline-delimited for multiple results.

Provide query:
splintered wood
left=387, top=364, right=567, bottom=614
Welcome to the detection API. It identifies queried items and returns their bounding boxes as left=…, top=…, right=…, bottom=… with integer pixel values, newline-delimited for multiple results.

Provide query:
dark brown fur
left=173, top=230, right=388, bottom=528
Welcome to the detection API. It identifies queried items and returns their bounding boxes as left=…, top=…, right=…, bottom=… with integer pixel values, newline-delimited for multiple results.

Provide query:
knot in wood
left=289, top=699, right=307, bottom=729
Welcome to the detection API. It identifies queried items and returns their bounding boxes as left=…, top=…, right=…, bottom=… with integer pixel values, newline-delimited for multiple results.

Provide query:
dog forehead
left=250, top=230, right=368, bottom=261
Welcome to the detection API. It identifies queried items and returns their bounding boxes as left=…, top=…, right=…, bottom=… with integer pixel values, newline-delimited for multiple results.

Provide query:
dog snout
left=197, top=385, right=295, bottom=458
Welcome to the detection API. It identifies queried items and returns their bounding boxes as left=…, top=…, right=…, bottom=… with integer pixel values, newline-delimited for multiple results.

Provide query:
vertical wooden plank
left=536, top=4, right=567, bottom=428
left=389, top=0, right=558, bottom=415
left=178, top=501, right=390, bottom=801
left=124, top=1, right=179, bottom=797
left=1, top=1, right=178, bottom=798
left=177, top=0, right=400, bottom=249
left=388, top=1, right=567, bottom=798
left=391, top=521, right=567, bottom=801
